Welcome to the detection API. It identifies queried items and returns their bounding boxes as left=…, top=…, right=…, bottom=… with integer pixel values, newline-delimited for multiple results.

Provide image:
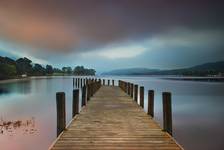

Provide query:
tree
left=46, top=65, right=53, bottom=74
left=0, top=64, right=17, bottom=79
left=0, top=56, right=17, bottom=79
left=73, top=66, right=96, bottom=75
left=62, top=67, right=67, bottom=74
left=0, top=55, right=97, bottom=79
left=16, top=57, right=33, bottom=75
left=62, top=67, right=72, bottom=74
left=67, top=67, right=72, bottom=74
left=33, top=64, right=46, bottom=75
left=4, top=57, right=16, bottom=65
left=53, top=68, right=63, bottom=73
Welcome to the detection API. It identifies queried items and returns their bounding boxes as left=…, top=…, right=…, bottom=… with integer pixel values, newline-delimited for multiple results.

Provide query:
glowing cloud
left=81, top=44, right=146, bottom=59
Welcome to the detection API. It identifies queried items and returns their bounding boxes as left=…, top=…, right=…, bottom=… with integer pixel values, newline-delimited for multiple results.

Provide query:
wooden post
left=83, top=79, right=86, bottom=86
left=127, top=82, right=130, bottom=95
left=103, top=79, right=105, bottom=85
left=56, top=92, right=66, bottom=137
left=80, top=78, right=83, bottom=87
left=86, top=78, right=89, bottom=84
left=112, top=80, right=114, bottom=86
left=134, top=85, right=138, bottom=102
left=73, top=89, right=79, bottom=117
left=140, top=86, right=144, bottom=108
left=148, top=90, right=154, bottom=117
left=91, top=83, right=94, bottom=96
left=87, top=84, right=90, bottom=101
left=108, top=80, right=110, bottom=86
left=162, top=92, right=172, bottom=136
left=125, top=82, right=127, bottom=93
left=82, top=85, right=86, bottom=106
left=130, top=83, right=133, bottom=98
left=75, top=78, right=78, bottom=87
left=78, top=78, right=80, bottom=88
left=73, top=78, right=74, bottom=88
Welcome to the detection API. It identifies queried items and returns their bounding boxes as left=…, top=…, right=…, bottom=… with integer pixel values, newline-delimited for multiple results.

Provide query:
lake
left=0, top=76, right=224, bottom=150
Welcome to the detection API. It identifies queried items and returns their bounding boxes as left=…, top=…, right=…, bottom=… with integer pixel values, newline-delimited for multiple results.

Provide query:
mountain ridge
left=102, top=61, right=224, bottom=76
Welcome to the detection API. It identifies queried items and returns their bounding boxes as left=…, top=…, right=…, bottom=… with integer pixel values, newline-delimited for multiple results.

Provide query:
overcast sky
left=0, top=0, right=224, bottom=72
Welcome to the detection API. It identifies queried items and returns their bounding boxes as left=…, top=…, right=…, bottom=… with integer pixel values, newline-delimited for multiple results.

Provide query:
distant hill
left=102, top=68, right=160, bottom=75
left=188, top=61, right=224, bottom=72
left=102, top=61, right=224, bottom=76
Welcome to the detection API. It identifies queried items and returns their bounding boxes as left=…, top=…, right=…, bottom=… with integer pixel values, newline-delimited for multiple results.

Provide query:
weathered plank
left=50, top=86, right=183, bottom=150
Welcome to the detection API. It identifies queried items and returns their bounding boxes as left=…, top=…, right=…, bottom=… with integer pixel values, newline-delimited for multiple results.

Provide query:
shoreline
left=1, top=75, right=224, bottom=84
left=0, top=75, right=96, bottom=84
left=0, top=77, right=32, bottom=84
left=162, top=76, right=224, bottom=82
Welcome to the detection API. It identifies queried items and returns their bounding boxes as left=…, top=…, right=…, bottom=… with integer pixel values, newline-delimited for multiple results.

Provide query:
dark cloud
left=0, top=0, right=224, bottom=53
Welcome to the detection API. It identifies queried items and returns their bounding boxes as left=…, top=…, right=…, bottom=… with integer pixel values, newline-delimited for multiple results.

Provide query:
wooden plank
left=50, top=86, right=183, bottom=150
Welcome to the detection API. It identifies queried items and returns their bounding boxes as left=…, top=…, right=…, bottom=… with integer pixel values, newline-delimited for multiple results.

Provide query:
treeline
left=0, top=56, right=95, bottom=80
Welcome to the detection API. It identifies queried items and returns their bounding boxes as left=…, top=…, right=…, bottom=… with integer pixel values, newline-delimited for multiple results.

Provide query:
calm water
left=0, top=76, right=224, bottom=150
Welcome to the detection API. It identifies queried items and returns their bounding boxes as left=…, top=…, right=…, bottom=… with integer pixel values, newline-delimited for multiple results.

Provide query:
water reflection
left=0, top=80, right=31, bottom=95
left=0, top=76, right=224, bottom=150
left=0, top=77, right=74, bottom=150
left=0, top=117, right=37, bottom=136
left=0, top=88, right=9, bottom=94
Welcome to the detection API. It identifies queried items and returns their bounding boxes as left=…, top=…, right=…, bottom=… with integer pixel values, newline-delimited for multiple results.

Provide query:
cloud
left=133, top=29, right=224, bottom=69
left=0, top=0, right=224, bottom=55
left=0, top=0, right=224, bottom=71
left=81, top=44, right=146, bottom=59
left=0, top=40, right=49, bottom=64
left=145, top=28, right=224, bottom=50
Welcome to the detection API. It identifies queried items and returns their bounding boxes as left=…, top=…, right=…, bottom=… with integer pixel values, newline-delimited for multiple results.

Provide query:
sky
left=0, top=0, right=224, bottom=72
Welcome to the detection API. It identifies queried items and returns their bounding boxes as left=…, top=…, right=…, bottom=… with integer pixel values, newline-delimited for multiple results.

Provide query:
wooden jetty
left=49, top=78, right=183, bottom=150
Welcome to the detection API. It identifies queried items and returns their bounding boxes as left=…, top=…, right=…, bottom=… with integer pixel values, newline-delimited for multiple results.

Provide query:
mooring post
left=80, top=78, right=83, bottom=87
left=83, top=79, right=86, bottom=85
left=148, top=90, right=154, bottom=117
left=82, top=85, right=87, bottom=106
left=162, top=92, right=172, bottom=136
left=125, top=82, right=128, bottom=93
left=73, top=89, right=79, bottom=117
left=140, top=86, right=144, bottom=108
left=108, top=79, right=110, bottom=86
left=122, top=81, right=124, bottom=91
left=86, top=78, right=89, bottom=84
left=130, top=83, right=133, bottom=98
left=134, top=84, right=138, bottom=102
left=91, top=83, right=94, bottom=96
left=56, top=92, right=66, bottom=137
left=73, top=78, right=74, bottom=88
left=92, top=82, right=95, bottom=95
left=87, top=84, right=90, bottom=101
left=125, top=81, right=126, bottom=91
left=112, top=80, right=114, bottom=86
left=127, top=82, right=130, bottom=95
left=78, top=78, right=80, bottom=88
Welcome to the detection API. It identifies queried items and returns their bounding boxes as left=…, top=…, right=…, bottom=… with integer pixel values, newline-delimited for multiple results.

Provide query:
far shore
left=1, top=75, right=224, bottom=84
left=162, top=76, right=224, bottom=82
left=0, top=75, right=96, bottom=84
